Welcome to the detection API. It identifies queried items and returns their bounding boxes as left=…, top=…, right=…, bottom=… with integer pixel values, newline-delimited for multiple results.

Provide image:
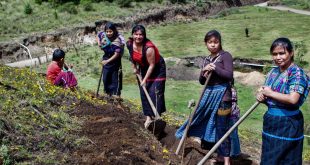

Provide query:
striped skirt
left=261, top=108, right=304, bottom=165
left=175, top=84, right=227, bottom=142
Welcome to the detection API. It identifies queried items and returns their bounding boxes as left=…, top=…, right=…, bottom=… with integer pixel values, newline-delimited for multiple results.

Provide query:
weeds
left=24, top=2, right=33, bottom=15
left=0, top=65, right=98, bottom=164
left=0, top=145, right=13, bottom=165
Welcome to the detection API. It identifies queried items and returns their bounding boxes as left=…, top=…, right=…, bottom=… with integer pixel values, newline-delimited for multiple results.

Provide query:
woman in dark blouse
left=176, top=30, right=233, bottom=165
left=97, top=22, right=124, bottom=96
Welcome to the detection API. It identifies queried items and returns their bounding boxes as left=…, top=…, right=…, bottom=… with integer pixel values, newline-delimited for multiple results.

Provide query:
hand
left=68, top=64, right=73, bottom=69
left=101, top=60, right=109, bottom=66
left=202, top=63, right=216, bottom=72
left=256, top=92, right=266, bottom=102
left=260, top=86, right=273, bottom=97
left=140, top=79, right=146, bottom=87
left=133, top=68, right=139, bottom=74
left=63, top=63, right=73, bottom=70
left=203, top=71, right=210, bottom=77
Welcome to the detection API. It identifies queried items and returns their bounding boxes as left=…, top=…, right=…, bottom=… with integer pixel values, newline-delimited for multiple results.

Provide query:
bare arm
left=96, top=35, right=101, bottom=47
left=261, top=86, right=301, bottom=105
left=131, top=63, right=138, bottom=74
left=101, top=52, right=120, bottom=65
left=141, top=48, right=155, bottom=86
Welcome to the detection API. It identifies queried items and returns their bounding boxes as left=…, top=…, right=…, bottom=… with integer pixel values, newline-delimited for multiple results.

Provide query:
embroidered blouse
left=264, top=64, right=310, bottom=109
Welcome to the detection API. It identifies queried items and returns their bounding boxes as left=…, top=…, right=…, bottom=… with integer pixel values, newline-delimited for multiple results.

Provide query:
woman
left=126, top=25, right=166, bottom=128
left=175, top=30, right=233, bottom=165
left=97, top=22, right=124, bottom=96
left=256, top=38, right=309, bottom=164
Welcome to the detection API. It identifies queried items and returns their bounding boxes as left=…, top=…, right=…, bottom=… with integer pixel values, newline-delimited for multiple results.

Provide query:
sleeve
left=118, top=34, right=125, bottom=46
left=213, top=52, right=233, bottom=80
left=113, top=45, right=122, bottom=54
left=288, top=67, right=307, bottom=95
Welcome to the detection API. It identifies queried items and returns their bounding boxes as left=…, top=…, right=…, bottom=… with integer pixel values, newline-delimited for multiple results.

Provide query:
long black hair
left=131, top=24, right=148, bottom=44
left=204, top=30, right=223, bottom=51
left=104, top=22, right=119, bottom=41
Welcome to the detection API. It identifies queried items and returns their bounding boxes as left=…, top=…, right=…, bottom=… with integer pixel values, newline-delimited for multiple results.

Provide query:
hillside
left=2, top=0, right=310, bottom=164
left=0, top=64, right=264, bottom=164
left=0, top=64, right=175, bottom=164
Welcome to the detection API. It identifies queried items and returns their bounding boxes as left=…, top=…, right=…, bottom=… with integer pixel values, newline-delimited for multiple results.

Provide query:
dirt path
left=255, top=2, right=310, bottom=15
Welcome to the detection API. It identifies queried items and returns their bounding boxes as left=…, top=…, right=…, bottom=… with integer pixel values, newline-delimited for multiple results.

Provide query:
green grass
left=280, top=0, right=310, bottom=10
left=35, top=4, right=310, bottom=160
left=140, top=6, right=310, bottom=69
left=0, top=0, right=165, bottom=41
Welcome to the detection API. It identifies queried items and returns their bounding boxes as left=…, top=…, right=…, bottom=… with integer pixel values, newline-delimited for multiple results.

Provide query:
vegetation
left=2, top=0, right=310, bottom=163
left=42, top=5, right=309, bottom=160
left=0, top=0, right=167, bottom=41
left=24, top=2, right=33, bottom=15
left=0, top=65, right=108, bottom=164
left=279, top=0, right=310, bottom=10
left=143, top=7, right=310, bottom=68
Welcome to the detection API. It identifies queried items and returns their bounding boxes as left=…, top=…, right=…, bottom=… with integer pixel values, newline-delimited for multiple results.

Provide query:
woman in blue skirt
left=257, top=37, right=310, bottom=164
left=176, top=30, right=234, bottom=165
left=97, top=22, right=124, bottom=96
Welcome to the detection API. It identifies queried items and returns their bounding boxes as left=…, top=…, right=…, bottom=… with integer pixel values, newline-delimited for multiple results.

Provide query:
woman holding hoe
left=97, top=22, right=124, bottom=97
left=256, top=37, right=309, bottom=164
left=176, top=30, right=234, bottom=165
left=126, top=25, right=166, bottom=129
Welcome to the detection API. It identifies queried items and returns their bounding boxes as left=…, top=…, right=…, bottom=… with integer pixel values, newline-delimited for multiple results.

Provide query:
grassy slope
left=0, top=65, right=106, bottom=164
left=0, top=0, right=164, bottom=41
left=144, top=7, right=310, bottom=67
left=51, top=5, right=310, bottom=159
left=279, top=0, right=310, bottom=10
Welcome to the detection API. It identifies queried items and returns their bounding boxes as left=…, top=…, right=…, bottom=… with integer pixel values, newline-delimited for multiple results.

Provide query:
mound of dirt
left=234, top=71, right=265, bottom=87
left=69, top=98, right=180, bottom=164
left=67, top=95, right=261, bottom=164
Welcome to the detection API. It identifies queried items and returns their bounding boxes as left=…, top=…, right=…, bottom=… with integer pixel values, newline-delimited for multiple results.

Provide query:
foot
left=223, top=157, right=230, bottom=165
left=209, top=157, right=224, bottom=164
left=144, top=117, right=153, bottom=129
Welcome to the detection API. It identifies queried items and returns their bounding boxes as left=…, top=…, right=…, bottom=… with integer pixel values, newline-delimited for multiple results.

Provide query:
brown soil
left=234, top=71, right=265, bottom=87
left=67, top=95, right=260, bottom=165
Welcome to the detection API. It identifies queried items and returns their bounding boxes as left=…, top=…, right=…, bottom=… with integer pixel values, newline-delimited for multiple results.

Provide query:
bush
left=35, top=0, right=43, bottom=5
left=169, top=0, right=187, bottom=4
left=54, top=10, right=58, bottom=19
left=84, top=2, right=94, bottom=11
left=24, top=3, right=33, bottom=15
left=116, top=0, right=132, bottom=7
left=262, top=63, right=273, bottom=74
left=58, top=2, right=78, bottom=14
left=294, top=41, right=308, bottom=67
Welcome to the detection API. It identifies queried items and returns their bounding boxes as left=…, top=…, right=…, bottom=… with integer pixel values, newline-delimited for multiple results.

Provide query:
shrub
left=262, top=63, right=273, bottom=75
left=169, top=0, right=187, bottom=4
left=58, top=2, right=78, bottom=14
left=294, top=41, right=308, bottom=67
left=116, top=0, right=132, bottom=7
left=54, top=10, right=58, bottom=19
left=24, top=3, right=33, bottom=15
left=84, top=2, right=94, bottom=11
left=35, top=0, right=43, bottom=5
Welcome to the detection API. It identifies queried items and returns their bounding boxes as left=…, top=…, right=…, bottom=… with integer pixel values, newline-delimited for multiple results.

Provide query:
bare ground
left=67, top=95, right=261, bottom=164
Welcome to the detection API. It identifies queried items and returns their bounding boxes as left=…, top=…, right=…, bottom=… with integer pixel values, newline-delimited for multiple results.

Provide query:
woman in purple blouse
left=257, top=38, right=309, bottom=164
left=176, top=30, right=234, bottom=165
